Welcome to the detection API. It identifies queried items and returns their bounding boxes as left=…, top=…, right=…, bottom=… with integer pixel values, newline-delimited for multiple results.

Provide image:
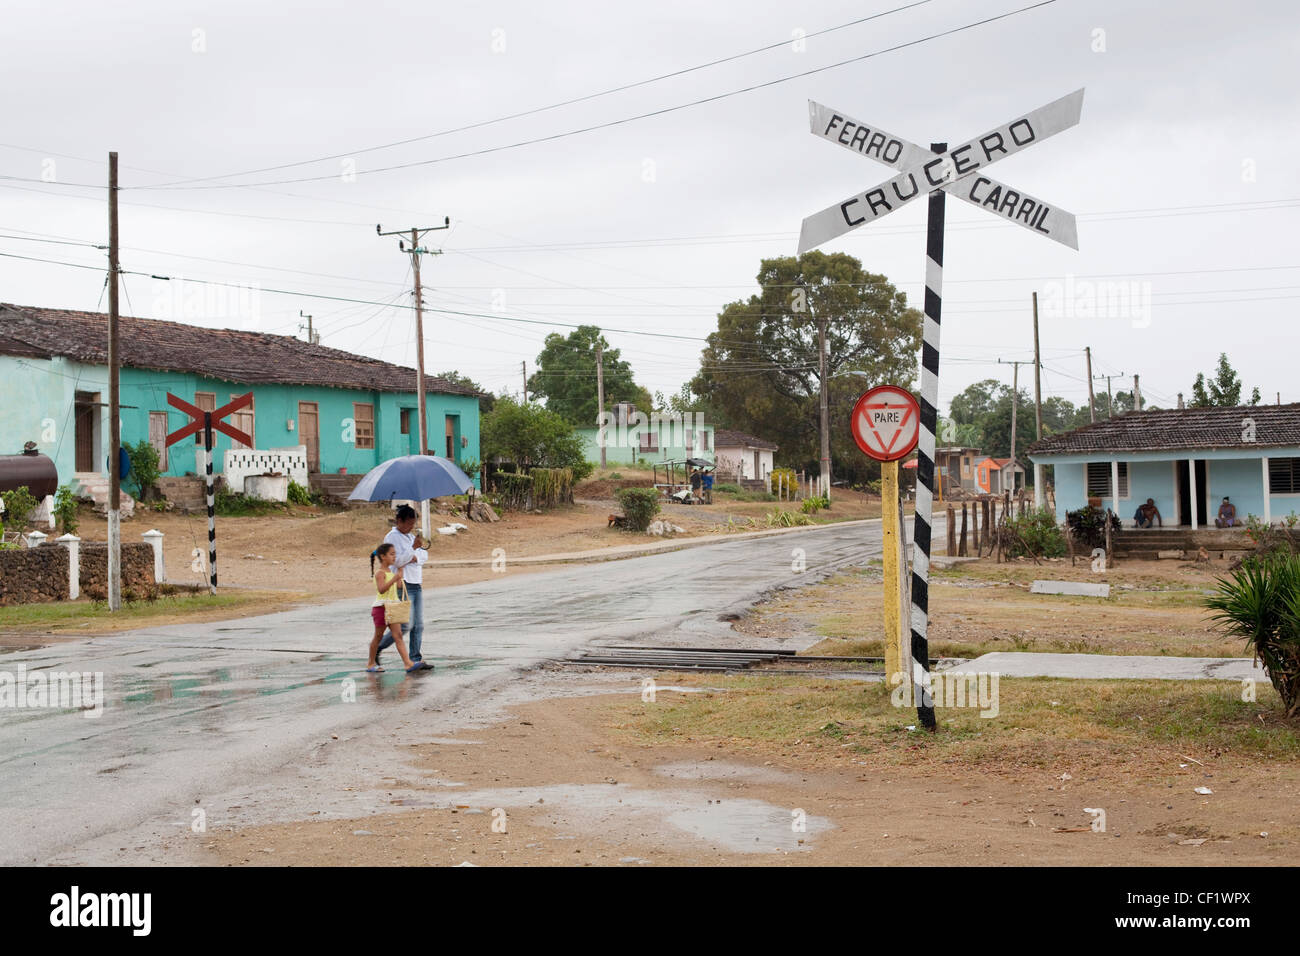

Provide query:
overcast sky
left=3, top=0, right=1297, bottom=419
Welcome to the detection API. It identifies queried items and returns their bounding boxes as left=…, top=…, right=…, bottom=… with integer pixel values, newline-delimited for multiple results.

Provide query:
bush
left=767, top=508, right=815, bottom=527
left=712, top=482, right=740, bottom=495
left=287, top=480, right=320, bottom=506
left=616, top=487, right=661, bottom=532
left=215, top=487, right=285, bottom=517
left=1206, top=554, right=1300, bottom=717
left=1005, top=507, right=1067, bottom=558
left=54, top=485, right=79, bottom=535
left=481, top=397, right=594, bottom=482
left=530, top=467, right=573, bottom=509
left=608, top=472, right=623, bottom=480
left=801, top=493, right=829, bottom=514
left=0, top=486, right=39, bottom=529
left=125, top=439, right=161, bottom=501
left=770, top=467, right=797, bottom=493
left=1065, top=506, right=1119, bottom=549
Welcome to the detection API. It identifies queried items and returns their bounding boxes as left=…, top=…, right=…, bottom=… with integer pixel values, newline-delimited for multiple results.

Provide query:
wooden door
left=445, top=415, right=456, bottom=458
left=74, top=393, right=96, bottom=472
left=298, top=401, right=320, bottom=471
left=149, top=411, right=169, bottom=471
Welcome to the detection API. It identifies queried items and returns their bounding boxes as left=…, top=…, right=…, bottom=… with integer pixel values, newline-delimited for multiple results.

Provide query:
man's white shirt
left=384, top=527, right=428, bottom=586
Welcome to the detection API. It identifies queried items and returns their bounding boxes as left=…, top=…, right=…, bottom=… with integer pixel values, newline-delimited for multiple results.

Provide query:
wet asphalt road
left=0, top=519, right=906, bottom=865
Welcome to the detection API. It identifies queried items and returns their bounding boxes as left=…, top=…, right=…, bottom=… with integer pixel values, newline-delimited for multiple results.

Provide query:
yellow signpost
left=881, top=459, right=903, bottom=681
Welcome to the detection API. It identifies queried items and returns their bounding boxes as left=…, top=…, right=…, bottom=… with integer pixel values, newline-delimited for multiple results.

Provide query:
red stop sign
left=850, top=385, right=920, bottom=462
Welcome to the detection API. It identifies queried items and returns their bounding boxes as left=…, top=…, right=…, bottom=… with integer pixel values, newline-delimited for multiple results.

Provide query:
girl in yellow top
left=368, top=543, right=419, bottom=673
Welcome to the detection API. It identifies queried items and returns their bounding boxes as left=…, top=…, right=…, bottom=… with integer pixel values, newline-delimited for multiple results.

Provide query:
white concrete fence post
left=57, top=533, right=80, bottom=600
left=24, top=530, right=47, bottom=549
left=142, top=529, right=165, bottom=584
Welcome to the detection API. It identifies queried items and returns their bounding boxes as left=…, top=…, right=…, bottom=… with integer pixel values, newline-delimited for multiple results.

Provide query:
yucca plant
left=1205, top=555, right=1300, bottom=717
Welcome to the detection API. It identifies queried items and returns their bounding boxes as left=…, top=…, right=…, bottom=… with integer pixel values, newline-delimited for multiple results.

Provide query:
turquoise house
left=0, top=303, right=482, bottom=493
left=1028, top=405, right=1300, bottom=528
left=574, top=405, right=715, bottom=467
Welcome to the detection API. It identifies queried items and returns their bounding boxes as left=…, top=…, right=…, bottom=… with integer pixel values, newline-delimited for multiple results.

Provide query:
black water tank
left=0, top=445, right=59, bottom=499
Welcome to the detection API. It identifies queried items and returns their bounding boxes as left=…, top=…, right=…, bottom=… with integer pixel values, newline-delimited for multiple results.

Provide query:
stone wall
left=79, top=542, right=157, bottom=602
left=0, top=544, right=69, bottom=606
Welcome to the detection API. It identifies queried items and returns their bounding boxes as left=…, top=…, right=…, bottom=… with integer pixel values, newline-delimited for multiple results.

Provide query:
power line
left=130, top=0, right=1061, bottom=190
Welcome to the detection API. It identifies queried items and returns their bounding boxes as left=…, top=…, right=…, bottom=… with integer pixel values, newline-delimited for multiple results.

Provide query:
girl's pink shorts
left=371, top=606, right=386, bottom=628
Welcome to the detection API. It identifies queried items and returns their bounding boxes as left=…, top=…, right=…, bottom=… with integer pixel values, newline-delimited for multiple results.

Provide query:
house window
left=353, top=403, right=374, bottom=449
left=699, top=431, right=710, bottom=451
left=639, top=431, right=658, bottom=453
left=229, top=394, right=254, bottom=449
left=194, top=392, right=215, bottom=444
left=400, top=409, right=412, bottom=435
left=1086, top=461, right=1129, bottom=498
left=1269, top=457, right=1300, bottom=494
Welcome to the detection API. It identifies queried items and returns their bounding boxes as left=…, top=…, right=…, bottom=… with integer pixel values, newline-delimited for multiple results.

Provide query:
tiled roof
left=0, top=303, right=481, bottom=397
left=1027, top=405, right=1300, bottom=456
left=713, top=428, right=779, bottom=451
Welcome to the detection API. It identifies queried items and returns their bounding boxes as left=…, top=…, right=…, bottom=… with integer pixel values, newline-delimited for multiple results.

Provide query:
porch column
left=1188, top=458, right=1198, bottom=530
left=1262, top=457, right=1271, bottom=526
left=1033, top=463, right=1044, bottom=509
left=1111, top=460, right=1120, bottom=524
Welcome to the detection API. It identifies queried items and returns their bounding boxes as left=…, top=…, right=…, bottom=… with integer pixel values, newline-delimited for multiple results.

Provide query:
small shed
left=713, top=429, right=778, bottom=481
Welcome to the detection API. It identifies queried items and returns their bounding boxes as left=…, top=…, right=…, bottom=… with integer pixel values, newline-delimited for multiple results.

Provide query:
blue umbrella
left=348, top=455, right=473, bottom=501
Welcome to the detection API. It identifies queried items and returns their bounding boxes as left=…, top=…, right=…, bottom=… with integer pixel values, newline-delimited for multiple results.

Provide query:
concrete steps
left=309, top=472, right=365, bottom=505
left=1114, top=528, right=1253, bottom=560
left=71, top=473, right=136, bottom=518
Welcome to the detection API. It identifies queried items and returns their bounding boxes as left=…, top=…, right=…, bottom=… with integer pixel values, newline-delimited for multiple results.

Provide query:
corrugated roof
left=1027, top=405, right=1300, bottom=456
left=0, top=303, right=481, bottom=397
left=713, top=428, right=779, bottom=451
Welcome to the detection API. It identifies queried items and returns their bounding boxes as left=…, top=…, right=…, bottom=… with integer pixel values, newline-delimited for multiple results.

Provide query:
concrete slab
left=1030, top=580, right=1111, bottom=598
left=959, top=651, right=1263, bottom=681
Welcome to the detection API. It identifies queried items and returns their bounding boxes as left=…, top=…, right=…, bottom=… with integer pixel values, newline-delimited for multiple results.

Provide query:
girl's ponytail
left=369, top=548, right=378, bottom=575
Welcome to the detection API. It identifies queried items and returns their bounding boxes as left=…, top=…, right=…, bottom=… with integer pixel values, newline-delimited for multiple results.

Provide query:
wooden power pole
left=595, top=339, right=606, bottom=468
left=1085, top=346, right=1096, bottom=423
left=107, top=151, right=121, bottom=611
left=377, top=217, right=450, bottom=535
left=1031, top=292, right=1044, bottom=508
left=818, top=313, right=831, bottom=502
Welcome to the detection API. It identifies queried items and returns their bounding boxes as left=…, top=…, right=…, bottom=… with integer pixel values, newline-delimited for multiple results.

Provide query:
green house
left=574, top=405, right=715, bottom=467
left=0, top=303, right=482, bottom=498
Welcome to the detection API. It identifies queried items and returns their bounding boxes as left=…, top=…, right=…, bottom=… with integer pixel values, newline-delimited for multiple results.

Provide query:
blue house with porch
left=1028, top=405, right=1300, bottom=528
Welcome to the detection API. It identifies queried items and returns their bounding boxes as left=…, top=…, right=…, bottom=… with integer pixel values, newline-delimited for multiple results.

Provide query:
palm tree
left=1205, top=555, right=1300, bottom=717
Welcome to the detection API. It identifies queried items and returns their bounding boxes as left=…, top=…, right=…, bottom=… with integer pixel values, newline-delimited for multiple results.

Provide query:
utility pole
left=299, top=310, right=318, bottom=345
left=1095, top=372, right=1125, bottom=418
left=1178, top=392, right=1185, bottom=409
left=595, top=339, right=606, bottom=469
left=998, top=358, right=1032, bottom=491
left=107, top=152, right=121, bottom=612
left=818, top=313, right=831, bottom=502
left=377, top=217, right=450, bottom=536
left=1084, top=346, right=1096, bottom=423
left=1031, top=293, right=1044, bottom=507
left=521, top=361, right=528, bottom=403
left=1133, top=374, right=1142, bottom=412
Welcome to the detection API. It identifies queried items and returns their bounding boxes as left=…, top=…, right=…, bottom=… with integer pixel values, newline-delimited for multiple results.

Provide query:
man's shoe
left=419, top=661, right=434, bottom=670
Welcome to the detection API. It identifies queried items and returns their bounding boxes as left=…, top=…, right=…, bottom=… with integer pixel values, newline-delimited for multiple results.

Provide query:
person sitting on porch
left=1215, top=496, right=1237, bottom=528
left=1133, top=498, right=1162, bottom=528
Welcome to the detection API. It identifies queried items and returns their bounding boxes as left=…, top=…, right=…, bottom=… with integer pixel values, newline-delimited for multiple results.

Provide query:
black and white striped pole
left=797, top=91, right=1085, bottom=730
left=204, top=411, right=217, bottom=594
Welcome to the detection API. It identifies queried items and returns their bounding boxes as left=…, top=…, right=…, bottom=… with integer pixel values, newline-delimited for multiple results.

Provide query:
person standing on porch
left=376, top=504, right=433, bottom=670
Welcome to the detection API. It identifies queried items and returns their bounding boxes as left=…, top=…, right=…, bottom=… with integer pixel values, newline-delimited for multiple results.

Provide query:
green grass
left=605, top=674, right=1300, bottom=768
left=0, top=589, right=301, bottom=632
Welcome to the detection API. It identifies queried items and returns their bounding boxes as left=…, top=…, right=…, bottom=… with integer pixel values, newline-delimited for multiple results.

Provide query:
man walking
left=377, top=504, right=432, bottom=669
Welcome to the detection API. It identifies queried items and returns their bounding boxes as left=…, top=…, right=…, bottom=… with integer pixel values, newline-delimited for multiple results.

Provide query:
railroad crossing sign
left=798, top=89, right=1083, bottom=253
left=851, top=385, right=920, bottom=462
left=797, top=89, right=1084, bottom=730
left=165, top=392, right=253, bottom=594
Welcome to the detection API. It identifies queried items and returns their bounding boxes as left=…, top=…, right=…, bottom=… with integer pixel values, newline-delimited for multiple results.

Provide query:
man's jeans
left=378, top=583, right=424, bottom=661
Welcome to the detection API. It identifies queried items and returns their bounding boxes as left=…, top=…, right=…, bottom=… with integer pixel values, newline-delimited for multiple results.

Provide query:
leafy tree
left=435, top=370, right=495, bottom=413
left=481, top=397, right=593, bottom=480
left=1191, top=353, right=1261, bottom=407
left=125, top=439, right=161, bottom=501
left=526, top=326, right=652, bottom=425
left=689, top=251, right=922, bottom=485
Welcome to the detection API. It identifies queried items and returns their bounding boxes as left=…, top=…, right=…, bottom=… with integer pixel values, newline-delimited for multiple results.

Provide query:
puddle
left=447, top=783, right=832, bottom=854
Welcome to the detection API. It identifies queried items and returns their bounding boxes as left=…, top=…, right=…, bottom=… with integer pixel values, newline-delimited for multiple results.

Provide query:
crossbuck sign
left=797, top=89, right=1084, bottom=729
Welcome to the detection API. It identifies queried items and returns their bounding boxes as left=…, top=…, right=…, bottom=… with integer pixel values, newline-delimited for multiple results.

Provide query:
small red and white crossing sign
left=851, top=385, right=920, bottom=462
